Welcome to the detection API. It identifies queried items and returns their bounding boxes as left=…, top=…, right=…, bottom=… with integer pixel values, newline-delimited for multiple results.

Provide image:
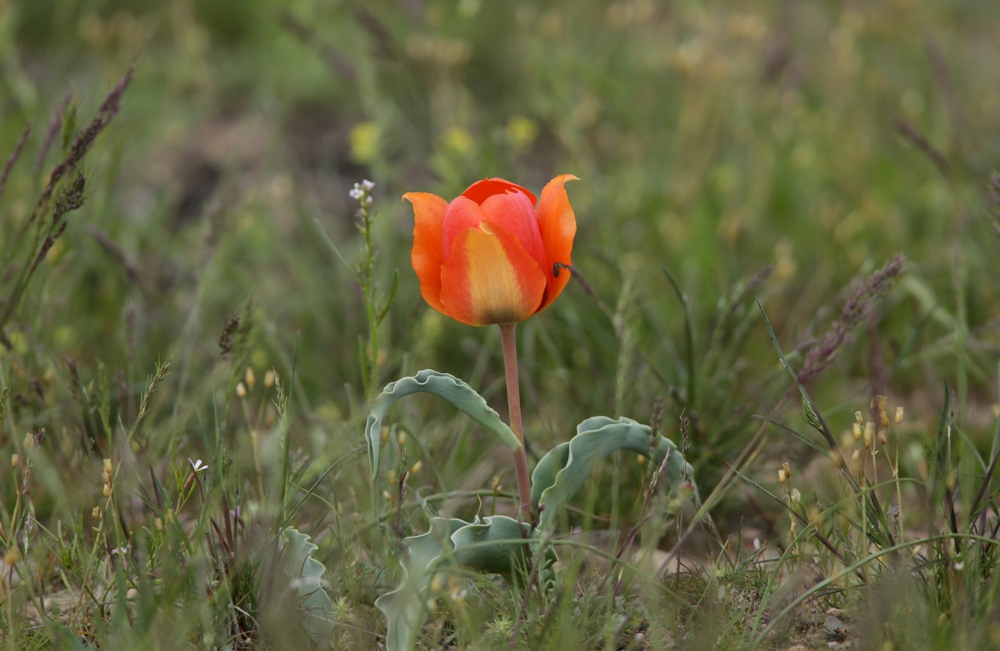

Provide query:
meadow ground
left=2, top=0, right=1000, bottom=649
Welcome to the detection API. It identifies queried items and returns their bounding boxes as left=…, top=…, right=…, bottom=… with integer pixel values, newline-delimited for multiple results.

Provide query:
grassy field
left=2, top=0, right=1000, bottom=648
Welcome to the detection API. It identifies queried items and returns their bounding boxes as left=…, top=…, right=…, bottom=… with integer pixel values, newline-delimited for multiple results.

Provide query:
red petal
left=442, top=196, right=487, bottom=260
left=439, top=220, right=546, bottom=326
left=479, top=190, right=548, bottom=275
left=462, top=178, right=537, bottom=206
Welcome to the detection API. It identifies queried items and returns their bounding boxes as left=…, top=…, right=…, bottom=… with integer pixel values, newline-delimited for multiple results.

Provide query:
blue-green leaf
left=365, top=370, right=521, bottom=477
left=376, top=515, right=549, bottom=651
left=278, top=527, right=335, bottom=645
left=531, top=416, right=696, bottom=531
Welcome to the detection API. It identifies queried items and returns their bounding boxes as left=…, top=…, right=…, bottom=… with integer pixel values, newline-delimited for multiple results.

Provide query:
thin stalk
left=498, top=322, right=533, bottom=518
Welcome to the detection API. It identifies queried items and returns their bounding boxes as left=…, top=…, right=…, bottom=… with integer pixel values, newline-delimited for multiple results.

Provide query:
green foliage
left=278, top=527, right=336, bottom=645
left=375, top=515, right=546, bottom=651
left=532, top=416, right=695, bottom=531
left=365, top=369, right=522, bottom=477
left=2, top=0, right=1000, bottom=649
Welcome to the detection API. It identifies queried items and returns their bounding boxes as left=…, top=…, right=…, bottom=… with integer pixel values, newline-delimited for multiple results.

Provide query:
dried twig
left=894, top=118, right=949, bottom=177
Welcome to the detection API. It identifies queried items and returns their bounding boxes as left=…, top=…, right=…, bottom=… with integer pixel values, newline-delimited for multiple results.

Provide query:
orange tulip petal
left=442, top=196, right=488, bottom=259
left=479, top=190, right=548, bottom=273
left=462, top=178, right=537, bottom=206
left=439, top=220, right=547, bottom=326
left=535, top=174, right=579, bottom=312
left=404, top=192, right=448, bottom=314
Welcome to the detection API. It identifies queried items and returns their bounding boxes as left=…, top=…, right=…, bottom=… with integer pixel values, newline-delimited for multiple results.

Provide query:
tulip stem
left=499, top=322, right=533, bottom=519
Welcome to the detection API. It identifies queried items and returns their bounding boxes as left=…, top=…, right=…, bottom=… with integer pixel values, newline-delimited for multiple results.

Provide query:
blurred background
left=2, top=0, right=1000, bottom=624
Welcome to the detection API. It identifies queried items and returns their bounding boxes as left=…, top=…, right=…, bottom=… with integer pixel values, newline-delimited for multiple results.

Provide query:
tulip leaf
left=278, top=527, right=335, bottom=645
left=365, top=370, right=521, bottom=477
left=376, top=515, right=552, bottom=651
left=531, top=416, right=696, bottom=531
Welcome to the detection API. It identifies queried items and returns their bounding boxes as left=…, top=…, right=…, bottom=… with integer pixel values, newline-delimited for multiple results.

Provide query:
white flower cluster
left=349, top=179, right=375, bottom=205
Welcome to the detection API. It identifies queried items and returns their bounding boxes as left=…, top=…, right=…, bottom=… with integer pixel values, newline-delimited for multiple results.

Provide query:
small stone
left=825, top=614, right=849, bottom=642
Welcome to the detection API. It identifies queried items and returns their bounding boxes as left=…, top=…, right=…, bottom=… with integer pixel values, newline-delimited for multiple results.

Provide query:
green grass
left=2, top=0, right=1000, bottom=648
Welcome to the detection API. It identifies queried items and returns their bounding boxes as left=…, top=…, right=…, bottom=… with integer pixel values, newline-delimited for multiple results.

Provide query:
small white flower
left=111, top=545, right=130, bottom=555
left=753, top=538, right=761, bottom=550
left=365, top=195, right=373, bottom=206
left=954, top=561, right=964, bottom=571
left=361, top=179, right=375, bottom=191
left=190, top=459, right=208, bottom=473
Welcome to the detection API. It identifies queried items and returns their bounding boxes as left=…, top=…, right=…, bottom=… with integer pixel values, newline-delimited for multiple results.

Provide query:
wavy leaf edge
left=531, top=415, right=697, bottom=531
left=365, top=370, right=521, bottom=477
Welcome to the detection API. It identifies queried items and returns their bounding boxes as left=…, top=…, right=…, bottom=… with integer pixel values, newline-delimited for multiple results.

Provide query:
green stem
left=498, top=322, right=532, bottom=518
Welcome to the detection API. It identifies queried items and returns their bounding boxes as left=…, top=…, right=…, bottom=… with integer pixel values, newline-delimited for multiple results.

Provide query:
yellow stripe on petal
left=439, top=221, right=547, bottom=326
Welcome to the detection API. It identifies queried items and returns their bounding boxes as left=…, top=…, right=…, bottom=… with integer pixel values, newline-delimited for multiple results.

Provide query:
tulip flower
left=404, top=175, right=577, bottom=327
left=404, top=176, right=578, bottom=516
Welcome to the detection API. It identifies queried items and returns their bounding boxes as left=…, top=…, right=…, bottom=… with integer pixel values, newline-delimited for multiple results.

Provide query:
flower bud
left=103, top=458, right=113, bottom=474
left=103, top=484, right=111, bottom=497
left=264, top=370, right=276, bottom=388
left=864, top=422, right=874, bottom=448
left=791, top=488, right=801, bottom=503
left=895, top=407, right=904, bottom=424
left=855, top=411, right=864, bottom=424
left=155, top=518, right=163, bottom=532
left=879, top=432, right=888, bottom=446
left=245, top=367, right=256, bottom=389
left=236, top=382, right=247, bottom=398
left=397, top=431, right=407, bottom=446
left=853, top=422, right=862, bottom=441
left=778, top=469, right=786, bottom=484
left=93, top=507, right=101, bottom=519
left=410, top=460, right=423, bottom=475
left=782, top=462, right=791, bottom=480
